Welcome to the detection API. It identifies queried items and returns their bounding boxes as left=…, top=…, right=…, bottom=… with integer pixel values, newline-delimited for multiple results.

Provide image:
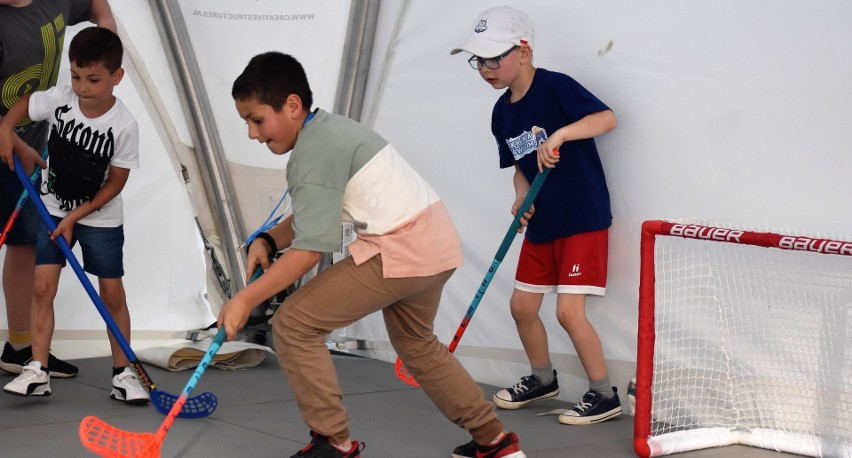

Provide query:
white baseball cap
left=450, top=6, right=534, bottom=58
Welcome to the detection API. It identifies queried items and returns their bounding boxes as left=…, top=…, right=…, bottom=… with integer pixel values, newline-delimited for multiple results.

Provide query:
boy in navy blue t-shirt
left=452, top=6, right=622, bottom=426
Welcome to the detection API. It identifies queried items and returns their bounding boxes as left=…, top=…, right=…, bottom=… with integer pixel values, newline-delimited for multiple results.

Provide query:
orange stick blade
left=79, top=416, right=161, bottom=458
left=394, top=357, right=420, bottom=387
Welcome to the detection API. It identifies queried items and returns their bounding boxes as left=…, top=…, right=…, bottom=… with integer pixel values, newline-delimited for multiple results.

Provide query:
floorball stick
left=396, top=165, right=552, bottom=387
left=0, top=147, right=48, bottom=247
left=79, top=268, right=263, bottom=457
left=79, top=327, right=228, bottom=457
left=13, top=156, right=217, bottom=418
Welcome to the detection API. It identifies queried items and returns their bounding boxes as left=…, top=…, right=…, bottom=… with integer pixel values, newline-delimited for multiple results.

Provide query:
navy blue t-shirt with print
left=492, top=68, right=612, bottom=243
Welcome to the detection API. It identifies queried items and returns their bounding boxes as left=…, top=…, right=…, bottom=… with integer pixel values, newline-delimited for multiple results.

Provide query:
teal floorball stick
left=395, top=165, right=552, bottom=387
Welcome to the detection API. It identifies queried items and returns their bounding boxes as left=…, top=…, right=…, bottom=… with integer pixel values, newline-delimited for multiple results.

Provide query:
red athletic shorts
left=514, top=228, right=608, bottom=295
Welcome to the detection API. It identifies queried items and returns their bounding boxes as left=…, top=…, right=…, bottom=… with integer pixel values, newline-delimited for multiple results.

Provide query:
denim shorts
left=0, top=165, right=41, bottom=246
left=36, top=216, right=125, bottom=279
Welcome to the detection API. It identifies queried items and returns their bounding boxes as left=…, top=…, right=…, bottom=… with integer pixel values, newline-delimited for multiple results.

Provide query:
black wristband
left=250, top=232, right=278, bottom=254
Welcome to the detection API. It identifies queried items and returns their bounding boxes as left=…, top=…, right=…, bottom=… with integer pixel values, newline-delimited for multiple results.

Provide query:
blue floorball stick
left=13, top=155, right=217, bottom=418
left=80, top=268, right=264, bottom=457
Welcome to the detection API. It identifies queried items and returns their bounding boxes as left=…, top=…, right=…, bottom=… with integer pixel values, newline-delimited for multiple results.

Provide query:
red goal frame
left=634, top=219, right=852, bottom=457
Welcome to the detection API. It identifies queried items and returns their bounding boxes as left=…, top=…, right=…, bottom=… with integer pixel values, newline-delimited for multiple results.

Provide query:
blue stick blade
left=151, top=390, right=218, bottom=418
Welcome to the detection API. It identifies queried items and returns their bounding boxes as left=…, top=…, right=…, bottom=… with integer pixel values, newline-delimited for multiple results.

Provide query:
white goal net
left=634, top=220, right=852, bottom=458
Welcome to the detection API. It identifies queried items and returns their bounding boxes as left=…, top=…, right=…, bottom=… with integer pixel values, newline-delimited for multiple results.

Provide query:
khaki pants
left=272, top=255, right=504, bottom=445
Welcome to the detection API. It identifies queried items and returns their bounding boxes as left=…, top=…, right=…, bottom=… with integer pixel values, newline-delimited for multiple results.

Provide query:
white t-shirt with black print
left=28, top=85, right=139, bottom=227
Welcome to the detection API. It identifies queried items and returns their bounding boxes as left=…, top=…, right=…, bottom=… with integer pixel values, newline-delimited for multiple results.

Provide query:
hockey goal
left=634, top=220, right=852, bottom=458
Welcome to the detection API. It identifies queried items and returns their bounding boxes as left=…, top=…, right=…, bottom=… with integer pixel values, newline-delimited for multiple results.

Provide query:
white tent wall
left=345, top=0, right=852, bottom=399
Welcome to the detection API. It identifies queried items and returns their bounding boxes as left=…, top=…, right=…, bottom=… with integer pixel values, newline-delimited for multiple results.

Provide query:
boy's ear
left=112, top=67, right=125, bottom=85
left=285, top=94, right=303, bottom=118
left=519, top=44, right=533, bottom=64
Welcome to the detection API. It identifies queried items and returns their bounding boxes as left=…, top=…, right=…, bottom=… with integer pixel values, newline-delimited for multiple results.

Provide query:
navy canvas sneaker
left=558, top=387, right=623, bottom=425
left=492, top=370, right=559, bottom=409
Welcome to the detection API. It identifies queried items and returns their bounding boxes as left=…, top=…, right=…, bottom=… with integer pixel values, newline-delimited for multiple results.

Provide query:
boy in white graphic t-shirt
left=0, top=26, right=146, bottom=403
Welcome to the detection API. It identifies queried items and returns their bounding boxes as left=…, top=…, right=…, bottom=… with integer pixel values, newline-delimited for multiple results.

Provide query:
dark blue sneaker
left=559, top=387, right=623, bottom=425
left=492, top=370, right=559, bottom=409
left=290, top=431, right=365, bottom=457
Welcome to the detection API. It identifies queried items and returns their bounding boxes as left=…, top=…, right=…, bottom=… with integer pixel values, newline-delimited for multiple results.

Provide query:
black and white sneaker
left=3, top=360, right=51, bottom=396
left=46, top=353, right=79, bottom=378
left=452, top=440, right=477, bottom=458
left=492, top=370, right=559, bottom=409
left=452, top=432, right=526, bottom=458
left=0, top=342, right=78, bottom=378
left=110, top=368, right=150, bottom=404
left=290, top=431, right=365, bottom=457
left=0, top=342, right=33, bottom=375
left=558, top=387, right=622, bottom=425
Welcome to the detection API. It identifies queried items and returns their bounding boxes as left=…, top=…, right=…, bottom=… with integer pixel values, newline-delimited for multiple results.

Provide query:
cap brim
left=449, top=36, right=514, bottom=58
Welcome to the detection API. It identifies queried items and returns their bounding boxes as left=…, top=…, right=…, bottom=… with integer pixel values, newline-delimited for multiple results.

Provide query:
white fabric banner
left=179, top=0, right=352, bottom=169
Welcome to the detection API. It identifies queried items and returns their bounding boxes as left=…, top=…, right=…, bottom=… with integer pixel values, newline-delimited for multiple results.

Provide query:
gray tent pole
left=149, top=0, right=248, bottom=295
left=335, top=0, right=381, bottom=122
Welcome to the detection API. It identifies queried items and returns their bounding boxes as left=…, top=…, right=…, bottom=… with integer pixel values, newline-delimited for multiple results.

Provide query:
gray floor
left=0, top=352, right=801, bottom=457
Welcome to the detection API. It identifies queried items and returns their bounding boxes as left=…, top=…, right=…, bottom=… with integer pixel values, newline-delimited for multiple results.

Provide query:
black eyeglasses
left=468, top=46, right=519, bottom=70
